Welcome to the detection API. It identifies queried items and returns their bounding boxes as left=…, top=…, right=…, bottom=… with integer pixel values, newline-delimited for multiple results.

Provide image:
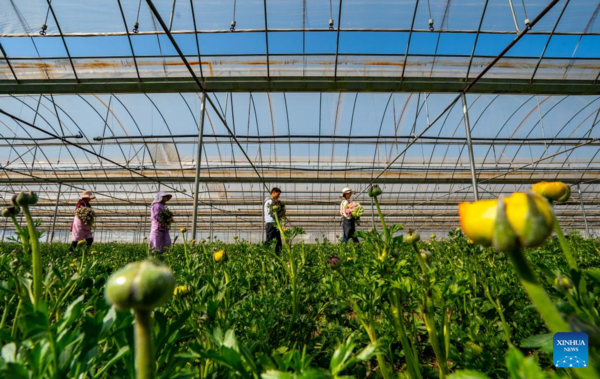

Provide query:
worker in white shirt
left=340, top=187, right=358, bottom=243
left=264, top=187, right=283, bottom=252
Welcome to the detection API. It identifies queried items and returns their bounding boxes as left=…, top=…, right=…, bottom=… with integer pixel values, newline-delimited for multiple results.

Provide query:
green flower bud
left=420, top=250, right=432, bottom=260
left=1, top=206, right=20, bottom=218
left=105, top=260, right=175, bottom=311
left=15, top=191, right=38, bottom=206
left=368, top=184, right=382, bottom=198
left=405, top=229, right=420, bottom=245
left=554, top=272, right=573, bottom=291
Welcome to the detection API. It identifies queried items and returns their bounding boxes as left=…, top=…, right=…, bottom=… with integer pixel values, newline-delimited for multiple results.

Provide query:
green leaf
left=449, top=370, right=492, bottom=379
left=520, top=333, right=553, bottom=354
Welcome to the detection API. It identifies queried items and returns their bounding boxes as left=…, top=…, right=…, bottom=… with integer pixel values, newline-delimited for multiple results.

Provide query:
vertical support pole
left=578, top=185, right=590, bottom=238
left=48, top=183, right=62, bottom=244
left=209, top=206, right=213, bottom=241
left=461, top=93, right=479, bottom=201
left=192, top=92, right=207, bottom=240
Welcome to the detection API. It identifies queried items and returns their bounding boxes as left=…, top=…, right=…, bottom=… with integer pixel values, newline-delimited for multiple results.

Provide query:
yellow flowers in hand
left=531, top=181, right=571, bottom=203
left=459, top=192, right=554, bottom=252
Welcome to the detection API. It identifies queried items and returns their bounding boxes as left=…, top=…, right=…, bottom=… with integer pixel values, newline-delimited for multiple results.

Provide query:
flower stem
left=553, top=218, right=578, bottom=271
left=21, top=205, right=41, bottom=310
left=423, top=294, right=449, bottom=378
left=134, top=309, right=155, bottom=379
left=373, top=197, right=389, bottom=243
left=389, top=291, right=422, bottom=379
left=412, top=245, right=428, bottom=275
left=508, top=248, right=569, bottom=334
left=10, top=215, right=29, bottom=253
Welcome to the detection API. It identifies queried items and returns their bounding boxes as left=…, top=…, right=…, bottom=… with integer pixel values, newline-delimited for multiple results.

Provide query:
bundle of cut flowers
left=76, top=207, right=96, bottom=226
left=269, top=199, right=287, bottom=222
left=159, top=207, right=174, bottom=228
left=344, top=201, right=363, bottom=222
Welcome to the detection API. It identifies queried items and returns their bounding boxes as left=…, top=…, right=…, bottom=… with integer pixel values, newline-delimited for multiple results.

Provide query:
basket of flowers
left=76, top=207, right=96, bottom=226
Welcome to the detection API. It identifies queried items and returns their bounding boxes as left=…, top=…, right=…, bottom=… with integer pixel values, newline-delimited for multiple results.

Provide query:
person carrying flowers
left=264, top=187, right=283, bottom=253
left=149, top=191, right=173, bottom=253
left=339, top=187, right=362, bottom=243
left=70, top=190, right=96, bottom=252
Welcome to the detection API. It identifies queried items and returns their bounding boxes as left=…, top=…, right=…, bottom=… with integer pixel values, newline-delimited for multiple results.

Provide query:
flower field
left=1, top=187, right=600, bottom=378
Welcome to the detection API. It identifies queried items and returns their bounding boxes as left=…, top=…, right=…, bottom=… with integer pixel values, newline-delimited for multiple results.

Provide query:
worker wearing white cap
left=340, top=187, right=359, bottom=243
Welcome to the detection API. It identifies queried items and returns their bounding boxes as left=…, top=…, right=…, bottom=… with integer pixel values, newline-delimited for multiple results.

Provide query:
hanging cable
left=329, top=0, right=334, bottom=30
left=133, top=0, right=142, bottom=33
left=521, top=0, right=530, bottom=27
left=427, top=0, right=434, bottom=31
left=231, top=0, right=237, bottom=31
left=39, top=0, right=51, bottom=35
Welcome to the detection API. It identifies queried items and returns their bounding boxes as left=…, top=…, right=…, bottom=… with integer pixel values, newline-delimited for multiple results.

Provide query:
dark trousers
left=341, top=218, right=358, bottom=243
left=265, top=223, right=282, bottom=253
left=70, top=238, right=93, bottom=252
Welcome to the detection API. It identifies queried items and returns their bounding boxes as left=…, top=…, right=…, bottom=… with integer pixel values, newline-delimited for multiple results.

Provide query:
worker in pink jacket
left=149, top=191, right=172, bottom=253
left=70, top=190, right=95, bottom=252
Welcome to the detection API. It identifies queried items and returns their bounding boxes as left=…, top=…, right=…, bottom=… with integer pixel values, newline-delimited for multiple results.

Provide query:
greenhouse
left=0, top=0, right=599, bottom=378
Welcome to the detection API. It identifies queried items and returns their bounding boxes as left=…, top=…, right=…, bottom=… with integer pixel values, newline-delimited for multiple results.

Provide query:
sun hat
left=341, top=187, right=353, bottom=195
left=152, top=191, right=172, bottom=204
left=80, top=190, right=96, bottom=200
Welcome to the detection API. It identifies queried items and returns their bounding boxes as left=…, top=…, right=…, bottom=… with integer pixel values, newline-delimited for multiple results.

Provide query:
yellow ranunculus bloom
left=531, top=181, right=571, bottom=203
left=458, top=199, right=497, bottom=247
left=173, top=285, right=189, bottom=296
left=459, top=192, right=554, bottom=251
left=214, top=250, right=227, bottom=263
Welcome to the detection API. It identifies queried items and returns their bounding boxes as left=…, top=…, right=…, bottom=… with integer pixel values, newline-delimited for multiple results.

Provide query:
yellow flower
left=459, top=192, right=554, bottom=251
left=90, top=250, right=97, bottom=255
left=180, top=227, right=187, bottom=233
left=77, top=239, right=86, bottom=245
left=173, top=285, right=190, bottom=296
left=233, top=235, right=239, bottom=240
left=189, top=239, right=196, bottom=245
left=347, top=257, right=353, bottom=261
left=69, top=263, right=75, bottom=267
left=430, top=234, right=436, bottom=239
left=214, top=250, right=227, bottom=263
left=467, top=238, right=474, bottom=244
left=459, top=199, right=497, bottom=246
left=531, top=181, right=571, bottom=203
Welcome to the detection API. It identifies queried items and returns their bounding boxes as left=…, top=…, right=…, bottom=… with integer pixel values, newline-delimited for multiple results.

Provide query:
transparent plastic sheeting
left=0, top=92, right=598, bottom=237
left=2, top=0, right=600, bottom=35
left=1, top=1, right=600, bottom=85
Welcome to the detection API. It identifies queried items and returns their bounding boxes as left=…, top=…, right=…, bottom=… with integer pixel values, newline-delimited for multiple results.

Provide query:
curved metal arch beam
left=426, top=93, right=487, bottom=214
left=143, top=93, right=187, bottom=176
left=496, top=96, right=566, bottom=163
left=112, top=95, right=158, bottom=170
left=549, top=104, right=600, bottom=180
left=500, top=97, right=598, bottom=192
left=41, top=95, right=126, bottom=183
left=369, top=93, right=393, bottom=181
left=283, top=93, right=293, bottom=179
left=86, top=95, right=134, bottom=162
left=343, top=93, right=360, bottom=180
left=249, top=94, right=266, bottom=182
left=0, top=122, right=48, bottom=199
left=7, top=95, right=88, bottom=182
left=478, top=95, right=536, bottom=168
